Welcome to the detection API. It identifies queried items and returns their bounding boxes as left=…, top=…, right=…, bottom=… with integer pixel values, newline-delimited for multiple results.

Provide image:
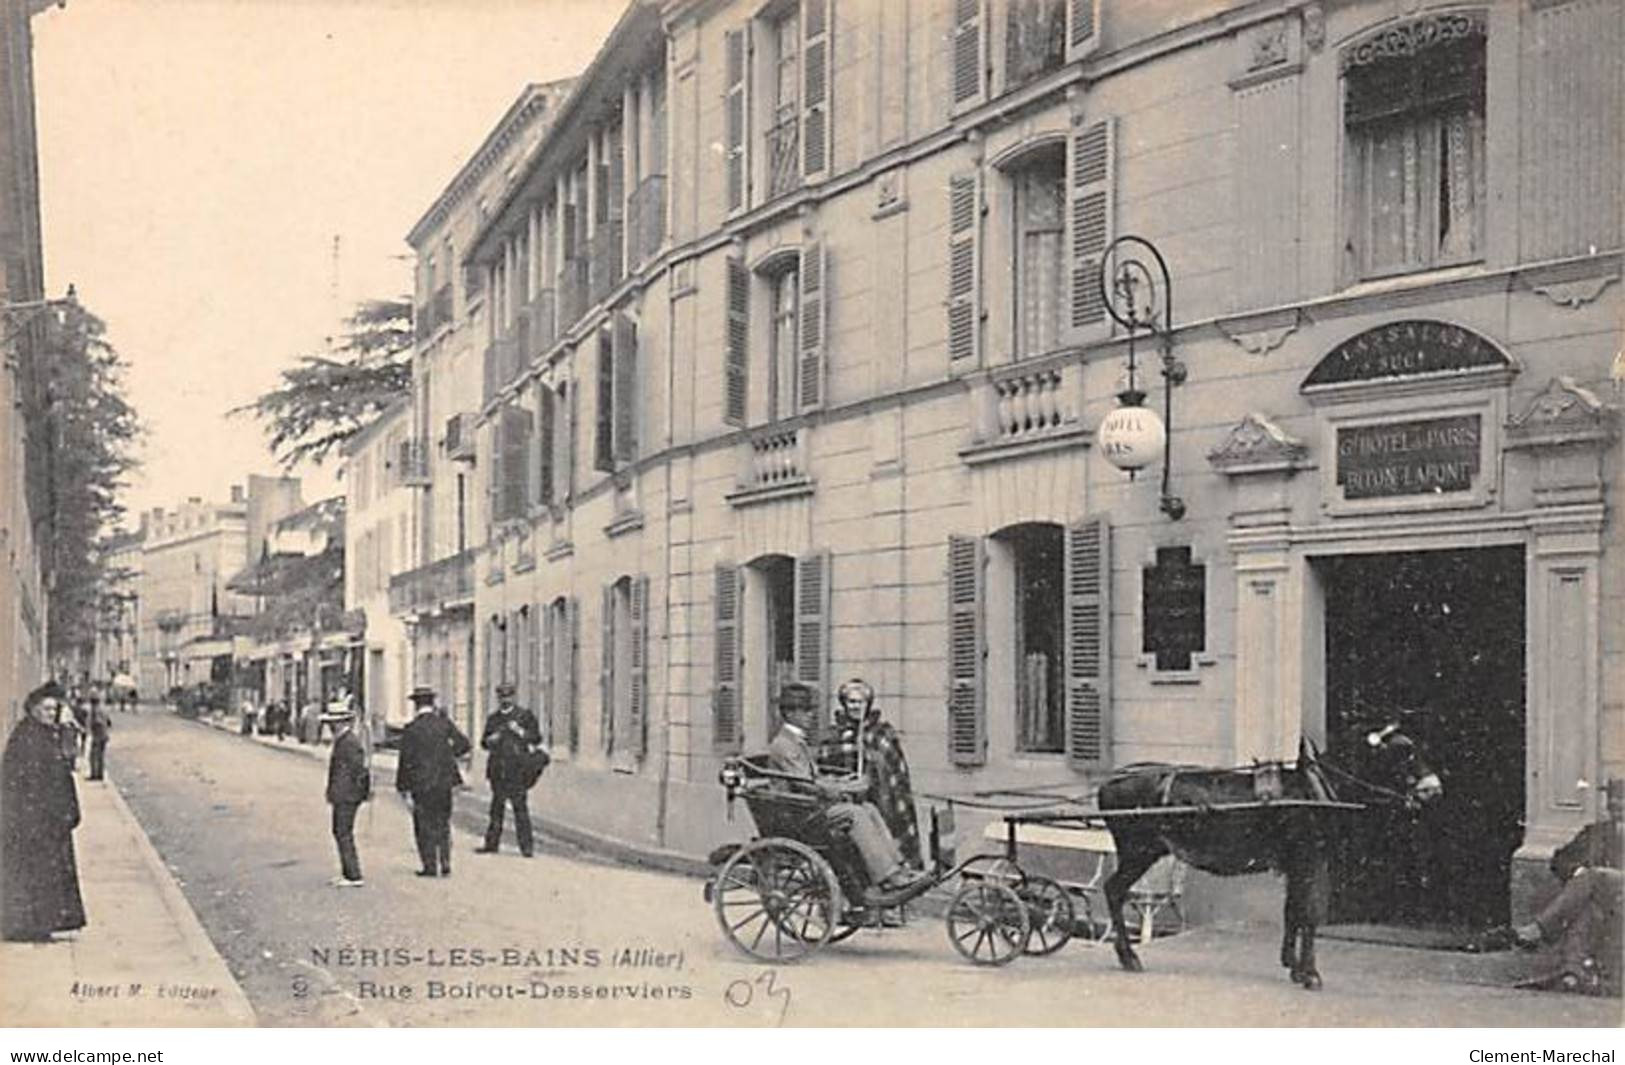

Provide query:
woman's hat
left=25, top=681, right=64, bottom=710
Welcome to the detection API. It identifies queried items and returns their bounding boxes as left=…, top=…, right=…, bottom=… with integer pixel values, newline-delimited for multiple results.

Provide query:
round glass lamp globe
left=1099, top=404, right=1167, bottom=472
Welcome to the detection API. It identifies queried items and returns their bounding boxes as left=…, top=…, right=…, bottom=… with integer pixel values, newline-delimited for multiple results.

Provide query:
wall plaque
left=1336, top=414, right=1480, bottom=499
left=1304, top=320, right=1508, bottom=387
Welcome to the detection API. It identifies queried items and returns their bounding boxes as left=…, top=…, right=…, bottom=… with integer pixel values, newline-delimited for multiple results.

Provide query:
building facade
left=454, top=0, right=1619, bottom=928
left=91, top=525, right=144, bottom=685
left=344, top=400, right=413, bottom=737
left=391, top=81, right=572, bottom=743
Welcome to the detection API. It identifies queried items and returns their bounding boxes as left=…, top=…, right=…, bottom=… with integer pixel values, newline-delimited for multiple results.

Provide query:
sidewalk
left=0, top=766, right=256, bottom=1026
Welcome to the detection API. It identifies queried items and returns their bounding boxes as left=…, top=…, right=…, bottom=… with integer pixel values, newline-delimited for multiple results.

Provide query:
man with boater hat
left=322, top=700, right=370, bottom=886
left=476, top=680, right=543, bottom=857
left=395, top=685, right=471, bottom=877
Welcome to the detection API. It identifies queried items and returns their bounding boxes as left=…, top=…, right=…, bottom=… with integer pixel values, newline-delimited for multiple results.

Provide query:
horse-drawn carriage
left=706, top=723, right=1443, bottom=988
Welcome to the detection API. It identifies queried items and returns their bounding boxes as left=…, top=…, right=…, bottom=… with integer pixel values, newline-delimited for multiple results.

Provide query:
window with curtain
left=1012, top=147, right=1065, bottom=358
left=769, top=266, right=799, bottom=422
left=1343, top=18, right=1486, bottom=280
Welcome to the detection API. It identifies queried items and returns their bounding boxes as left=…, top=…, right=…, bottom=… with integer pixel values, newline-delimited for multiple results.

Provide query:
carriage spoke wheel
left=1017, top=875, right=1075, bottom=956
left=713, top=839, right=839, bottom=963
left=946, top=881, right=1031, bottom=966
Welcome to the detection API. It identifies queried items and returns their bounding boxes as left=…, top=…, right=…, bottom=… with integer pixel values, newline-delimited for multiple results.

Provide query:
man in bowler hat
left=475, top=681, right=542, bottom=857
left=395, top=686, right=471, bottom=877
left=323, top=703, right=369, bottom=886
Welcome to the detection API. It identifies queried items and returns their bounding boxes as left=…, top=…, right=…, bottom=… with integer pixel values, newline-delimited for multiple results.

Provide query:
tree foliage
left=40, top=305, right=144, bottom=658
left=234, top=297, right=414, bottom=469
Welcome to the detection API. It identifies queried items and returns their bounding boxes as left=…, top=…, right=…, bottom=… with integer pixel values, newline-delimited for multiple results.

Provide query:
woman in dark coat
left=823, top=679, right=922, bottom=869
left=2, top=682, right=87, bottom=941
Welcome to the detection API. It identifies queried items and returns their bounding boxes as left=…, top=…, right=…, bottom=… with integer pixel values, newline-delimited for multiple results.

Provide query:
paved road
left=107, top=712, right=1619, bottom=1027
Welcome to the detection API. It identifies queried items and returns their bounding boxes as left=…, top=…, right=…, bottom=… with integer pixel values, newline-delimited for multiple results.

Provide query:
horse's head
left=1350, top=722, right=1444, bottom=806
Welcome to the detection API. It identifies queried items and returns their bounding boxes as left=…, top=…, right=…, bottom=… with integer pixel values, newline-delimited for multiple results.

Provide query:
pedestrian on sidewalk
left=323, top=704, right=369, bottom=887
left=475, top=681, right=544, bottom=858
left=395, top=686, right=471, bottom=877
left=2, top=682, right=87, bottom=942
left=86, top=694, right=112, bottom=782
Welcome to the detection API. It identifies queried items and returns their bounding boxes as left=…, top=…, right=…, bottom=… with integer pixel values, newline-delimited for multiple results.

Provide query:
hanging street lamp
left=1097, top=236, right=1186, bottom=520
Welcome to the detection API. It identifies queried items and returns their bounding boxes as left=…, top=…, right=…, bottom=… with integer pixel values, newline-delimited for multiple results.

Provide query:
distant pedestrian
left=323, top=704, right=369, bottom=887
left=86, top=695, right=112, bottom=782
left=239, top=694, right=258, bottom=736
left=54, top=700, right=83, bottom=773
left=2, top=682, right=87, bottom=941
left=395, top=686, right=471, bottom=877
left=475, top=681, right=544, bottom=857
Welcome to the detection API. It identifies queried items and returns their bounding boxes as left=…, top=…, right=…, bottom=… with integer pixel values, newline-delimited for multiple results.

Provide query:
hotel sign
left=1304, top=321, right=1507, bottom=387
left=1336, top=415, right=1480, bottom=499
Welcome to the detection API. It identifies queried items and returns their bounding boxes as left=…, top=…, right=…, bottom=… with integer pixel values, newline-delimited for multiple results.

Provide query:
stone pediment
left=1505, top=377, right=1616, bottom=451
left=1208, top=413, right=1309, bottom=475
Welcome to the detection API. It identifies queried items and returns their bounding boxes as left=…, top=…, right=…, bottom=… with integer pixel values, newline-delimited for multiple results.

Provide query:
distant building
left=342, top=399, right=412, bottom=738
left=91, top=524, right=145, bottom=684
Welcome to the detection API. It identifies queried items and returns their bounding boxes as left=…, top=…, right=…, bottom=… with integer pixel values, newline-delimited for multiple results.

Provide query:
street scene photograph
left=1, top=0, right=1622, bottom=1044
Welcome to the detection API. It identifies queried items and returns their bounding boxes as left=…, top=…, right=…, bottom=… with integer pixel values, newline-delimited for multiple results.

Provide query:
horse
left=1096, top=724, right=1443, bottom=990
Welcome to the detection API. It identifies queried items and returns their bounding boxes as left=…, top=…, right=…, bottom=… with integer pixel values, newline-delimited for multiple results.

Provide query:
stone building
left=451, top=0, right=1618, bottom=928
left=91, top=524, right=144, bottom=684
left=343, top=399, right=413, bottom=737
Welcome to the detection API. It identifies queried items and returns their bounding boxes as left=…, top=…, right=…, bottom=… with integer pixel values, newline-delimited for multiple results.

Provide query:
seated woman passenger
left=820, top=679, right=923, bottom=870
left=767, top=684, right=927, bottom=896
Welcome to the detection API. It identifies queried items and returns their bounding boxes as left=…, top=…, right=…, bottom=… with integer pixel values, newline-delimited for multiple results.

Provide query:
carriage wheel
left=713, top=838, right=840, bottom=963
left=1018, top=875, right=1075, bottom=956
left=946, top=880, right=1031, bottom=966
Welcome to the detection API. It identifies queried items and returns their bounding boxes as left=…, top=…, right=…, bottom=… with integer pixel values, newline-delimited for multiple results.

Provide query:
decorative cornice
left=1523, top=274, right=1618, bottom=311
left=1504, top=376, right=1617, bottom=451
left=725, top=478, right=815, bottom=509
left=1208, top=413, right=1310, bottom=475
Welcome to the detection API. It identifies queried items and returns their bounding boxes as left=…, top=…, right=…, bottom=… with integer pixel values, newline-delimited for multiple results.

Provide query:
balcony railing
left=559, top=257, right=590, bottom=331
left=747, top=426, right=806, bottom=488
left=443, top=412, right=476, bottom=461
left=396, top=438, right=430, bottom=486
left=388, top=549, right=475, bottom=616
left=626, top=174, right=666, bottom=267
left=530, top=289, right=557, bottom=356
left=414, top=284, right=454, bottom=342
left=766, top=116, right=800, bottom=200
left=589, top=221, right=624, bottom=304
left=961, top=356, right=1086, bottom=465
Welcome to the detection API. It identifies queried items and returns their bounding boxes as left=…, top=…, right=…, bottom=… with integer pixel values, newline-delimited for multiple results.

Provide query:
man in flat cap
left=2, top=682, right=87, bottom=940
left=395, top=686, right=470, bottom=877
left=476, top=681, right=543, bottom=857
left=323, top=701, right=369, bottom=887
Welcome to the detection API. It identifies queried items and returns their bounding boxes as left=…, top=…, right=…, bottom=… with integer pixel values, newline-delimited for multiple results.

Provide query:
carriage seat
left=728, top=755, right=843, bottom=846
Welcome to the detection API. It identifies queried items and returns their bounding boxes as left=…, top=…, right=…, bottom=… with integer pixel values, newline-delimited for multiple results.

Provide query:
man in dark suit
left=396, top=686, right=471, bottom=877
left=767, top=684, right=928, bottom=896
left=324, top=705, right=370, bottom=887
left=475, top=681, right=543, bottom=857
left=85, top=694, right=112, bottom=782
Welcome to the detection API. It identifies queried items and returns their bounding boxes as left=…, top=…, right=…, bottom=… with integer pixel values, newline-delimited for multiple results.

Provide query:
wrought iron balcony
left=396, top=437, right=430, bottom=486
left=626, top=174, right=666, bottom=267
left=388, top=549, right=475, bottom=616
left=766, top=116, right=801, bottom=200
left=589, top=221, right=624, bottom=304
left=443, top=412, right=476, bottom=462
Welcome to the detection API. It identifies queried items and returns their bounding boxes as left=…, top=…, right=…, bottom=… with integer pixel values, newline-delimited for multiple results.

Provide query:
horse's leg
left=1103, top=835, right=1164, bottom=973
left=1295, top=855, right=1329, bottom=992
left=1280, top=872, right=1302, bottom=972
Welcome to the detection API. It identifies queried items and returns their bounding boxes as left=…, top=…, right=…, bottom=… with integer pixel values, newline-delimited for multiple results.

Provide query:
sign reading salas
left=1336, top=415, right=1480, bottom=499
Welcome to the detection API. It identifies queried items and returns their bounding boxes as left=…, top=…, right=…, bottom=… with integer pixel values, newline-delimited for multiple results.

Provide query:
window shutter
left=1064, top=516, right=1110, bottom=771
left=499, top=405, right=532, bottom=522
left=594, top=327, right=614, bottom=471
left=565, top=380, right=579, bottom=501
left=724, top=256, right=750, bottom=426
left=1065, top=0, right=1100, bottom=63
left=540, top=604, right=554, bottom=745
left=566, top=596, right=581, bottom=753
left=629, top=574, right=649, bottom=758
left=537, top=384, right=555, bottom=508
left=485, top=421, right=503, bottom=531
left=1065, top=115, right=1115, bottom=343
left=713, top=563, right=743, bottom=754
left=724, top=26, right=750, bottom=213
left=798, top=240, right=827, bottom=411
left=947, top=534, right=986, bottom=767
left=947, top=171, right=982, bottom=366
left=601, top=583, right=615, bottom=753
left=794, top=550, right=830, bottom=740
left=951, top=0, right=986, bottom=108
left=612, top=312, right=638, bottom=463
left=802, top=0, right=832, bottom=181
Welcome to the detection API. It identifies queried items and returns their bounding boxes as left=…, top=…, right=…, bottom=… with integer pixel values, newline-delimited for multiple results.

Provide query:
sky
left=30, top=0, right=623, bottom=521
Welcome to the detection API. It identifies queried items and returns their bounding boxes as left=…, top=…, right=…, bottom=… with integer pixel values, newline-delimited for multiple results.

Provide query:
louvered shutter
left=724, top=256, right=749, bottom=426
left=612, top=312, right=637, bottom=463
left=601, top=583, right=615, bottom=753
left=724, top=27, right=750, bottom=214
left=537, top=384, right=555, bottom=508
left=951, top=0, right=985, bottom=108
left=499, top=405, right=532, bottom=521
left=594, top=327, right=614, bottom=471
left=565, top=380, right=579, bottom=500
left=795, top=551, right=830, bottom=741
left=798, top=240, right=827, bottom=411
left=1065, top=0, right=1101, bottom=63
left=628, top=574, right=649, bottom=758
left=485, top=421, right=503, bottom=531
left=1064, top=516, right=1110, bottom=771
left=1065, top=116, right=1115, bottom=343
left=540, top=604, right=554, bottom=745
left=566, top=597, right=581, bottom=753
left=947, top=534, right=986, bottom=767
left=802, top=0, right=832, bottom=181
left=947, top=172, right=982, bottom=367
left=713, top=564, right=743, bottom=753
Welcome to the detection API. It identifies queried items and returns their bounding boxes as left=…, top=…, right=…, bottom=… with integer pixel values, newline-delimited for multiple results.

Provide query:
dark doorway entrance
left=1319, top=546, right=1525, bottom=933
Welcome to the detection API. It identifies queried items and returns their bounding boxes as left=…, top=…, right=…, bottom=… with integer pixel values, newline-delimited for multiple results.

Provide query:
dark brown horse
left=1097, top=726, right=1443, bottom=990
